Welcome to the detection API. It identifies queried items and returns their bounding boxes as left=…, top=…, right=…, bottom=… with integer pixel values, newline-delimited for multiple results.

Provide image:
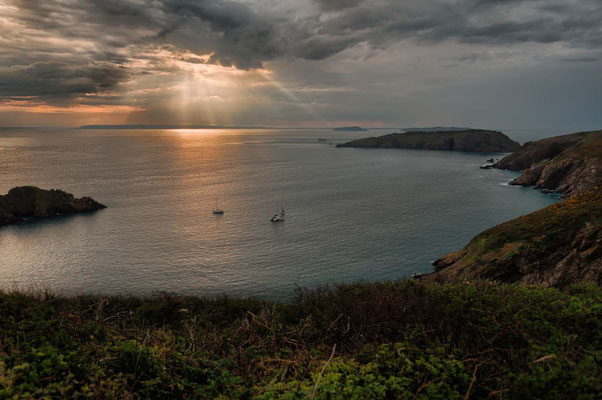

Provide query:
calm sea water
left=0, top=128, right=561, bottom=299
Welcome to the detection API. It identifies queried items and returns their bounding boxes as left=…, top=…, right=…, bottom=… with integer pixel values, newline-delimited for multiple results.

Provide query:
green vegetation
left=1, top=281, right=601, bottom=399
left=459, top=188, right=602, bottom=262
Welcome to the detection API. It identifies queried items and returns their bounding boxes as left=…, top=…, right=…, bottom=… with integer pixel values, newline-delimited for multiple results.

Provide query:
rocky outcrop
left=0, top=186, right=106, bottom=227
left=495, top=130, right=602, bottom=196
left=426, top=188, right=602, bottom=288
left=337, top=129, right=520, bottom=152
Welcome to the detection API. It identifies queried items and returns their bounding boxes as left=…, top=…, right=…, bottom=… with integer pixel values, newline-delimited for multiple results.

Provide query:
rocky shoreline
left=0, top=186, right=106, bottom=227
left=426, top=130, right=602, bottom=287
left=494, top=130, right=601, bottom=196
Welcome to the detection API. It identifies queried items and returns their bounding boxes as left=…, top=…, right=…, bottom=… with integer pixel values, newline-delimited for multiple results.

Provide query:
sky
left=0, top=0, right=601, bottom=129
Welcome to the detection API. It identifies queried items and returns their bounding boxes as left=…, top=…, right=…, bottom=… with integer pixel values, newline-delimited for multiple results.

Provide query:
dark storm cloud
left=314, top=0, right=364, bottom=11
left=1, top=0, right=601, bottom=104
left=319, top=1, right=602, bottom=48
left=0, top=62, right=129, bottom=101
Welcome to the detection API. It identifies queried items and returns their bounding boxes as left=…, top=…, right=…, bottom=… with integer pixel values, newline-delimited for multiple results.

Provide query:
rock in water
left=0, top=186, right=106, bottom=226
left=336, top=129, right=520, bottom=152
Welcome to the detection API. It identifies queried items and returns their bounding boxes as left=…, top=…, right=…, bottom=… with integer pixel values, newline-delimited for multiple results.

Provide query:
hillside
left=495, top=130, right=602, bottom=196
left=2, top=281, right=601, bottom=398
left=428, top=188, right=602, bottom=287
left=337, top=129, right=520, bottom=152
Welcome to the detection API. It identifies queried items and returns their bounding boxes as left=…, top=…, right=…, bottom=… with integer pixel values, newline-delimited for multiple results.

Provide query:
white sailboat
left=213, top=198, right=224, bottom=215
left=270, top=203, right=285, bottom=222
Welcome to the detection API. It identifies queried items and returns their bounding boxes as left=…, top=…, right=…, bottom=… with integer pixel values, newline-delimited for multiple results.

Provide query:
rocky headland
left=427, top=130, right=602, bottom=287
left=0, top=186, right=106, bottom=227
left=332, top=126, right=367, bottom=131
left=337, top=129, right=520, bottom=152
left=494, top=130, right=602, bottom=196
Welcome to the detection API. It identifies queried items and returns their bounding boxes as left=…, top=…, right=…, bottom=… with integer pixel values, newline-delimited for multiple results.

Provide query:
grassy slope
left=431, top=188, right=602, bottom=285
left=1, top=281, right=601, bottom=399
left=463, top=188, right=602, bottom=259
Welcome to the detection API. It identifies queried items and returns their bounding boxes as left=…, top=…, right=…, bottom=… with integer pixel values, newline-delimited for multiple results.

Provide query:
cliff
left=427, top=188, right=602, bottom=288
left=0, top=186, right=106, bottom=226
left=495, top=130, right=602, bottom=196
left=337, top=129, right=520, bottom=152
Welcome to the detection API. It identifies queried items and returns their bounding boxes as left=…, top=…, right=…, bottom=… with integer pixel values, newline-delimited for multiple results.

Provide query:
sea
left=0, top=127, right=566, bottom=299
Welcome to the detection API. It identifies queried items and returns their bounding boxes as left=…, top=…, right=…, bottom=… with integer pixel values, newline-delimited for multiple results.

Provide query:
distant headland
left=402, top=126, right=473, bottom=132
left=332, top=126, right=368, bottom=131
left=79, top=124, right=272, bottom=130
left=337, top=129, right=521, bottom=152
left=78, top=124, right=383, bottom=130
left=494, top=130, right=602, bottom=196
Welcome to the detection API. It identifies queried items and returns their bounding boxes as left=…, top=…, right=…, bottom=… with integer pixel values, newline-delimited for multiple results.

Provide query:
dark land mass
left=79, top=125, right=388, bottom=131
left=337, top=129, right=520, bottom=152
left=0, top=186, right=105, bottom=227
left=402, top=126, right=473, bottom=132
left=332, top=126, right=367, bottom=131
left=79, top=124, right=272, bottom=130
left=494, top=130, right=602, bottom=196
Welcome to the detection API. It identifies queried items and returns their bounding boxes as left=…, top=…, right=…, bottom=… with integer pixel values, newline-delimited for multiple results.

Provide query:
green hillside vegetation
left=431, top=188, right=602, bottom=287
left=460, top=188, right=601, bottom=258
left=2, top=281, right=601, bottom=399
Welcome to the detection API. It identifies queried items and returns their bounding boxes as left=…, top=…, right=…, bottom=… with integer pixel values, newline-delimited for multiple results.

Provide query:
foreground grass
left=1, top=281, right=601, bottom=399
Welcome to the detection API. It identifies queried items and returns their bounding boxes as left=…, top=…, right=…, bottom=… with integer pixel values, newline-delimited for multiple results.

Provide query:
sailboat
left=213, top=198, right=224, bottom=215
left=270, top=204, right=285, bottom=222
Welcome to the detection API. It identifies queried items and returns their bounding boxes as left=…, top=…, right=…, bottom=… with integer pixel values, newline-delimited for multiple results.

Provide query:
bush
left=0, top=281, right=600, bottom=399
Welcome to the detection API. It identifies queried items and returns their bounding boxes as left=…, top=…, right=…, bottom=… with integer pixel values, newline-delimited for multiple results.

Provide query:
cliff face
left=336, top=129, right=520, bottom=152
left=0, top=186, right=106, bottom=226
left=495, top=130, right=602, bottom=196
left=427, top=189, right=602, bottom=288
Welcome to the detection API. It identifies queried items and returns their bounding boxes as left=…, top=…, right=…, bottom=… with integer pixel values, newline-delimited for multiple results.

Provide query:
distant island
left=0, top=186, right=105, bottom=226
left=402, top=126, right=473, bottom=132
left=79, top=124, right=377, bottom=131
left=79, top=124, right=271, bottom=130
left=332, top=126, right=367, bottom=131
left=336, top=129, right=521, bottom=152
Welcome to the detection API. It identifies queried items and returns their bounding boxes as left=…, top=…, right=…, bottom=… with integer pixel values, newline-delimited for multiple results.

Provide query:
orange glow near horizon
left=0, top=100, right=145, bottom=114
left=0, top=46, right=290, bottom=126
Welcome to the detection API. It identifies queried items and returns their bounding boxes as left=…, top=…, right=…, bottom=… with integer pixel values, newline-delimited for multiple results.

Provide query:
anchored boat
left=270, top=206, right=285, bottom=222
left=213, top=198, right=224, bottom=215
